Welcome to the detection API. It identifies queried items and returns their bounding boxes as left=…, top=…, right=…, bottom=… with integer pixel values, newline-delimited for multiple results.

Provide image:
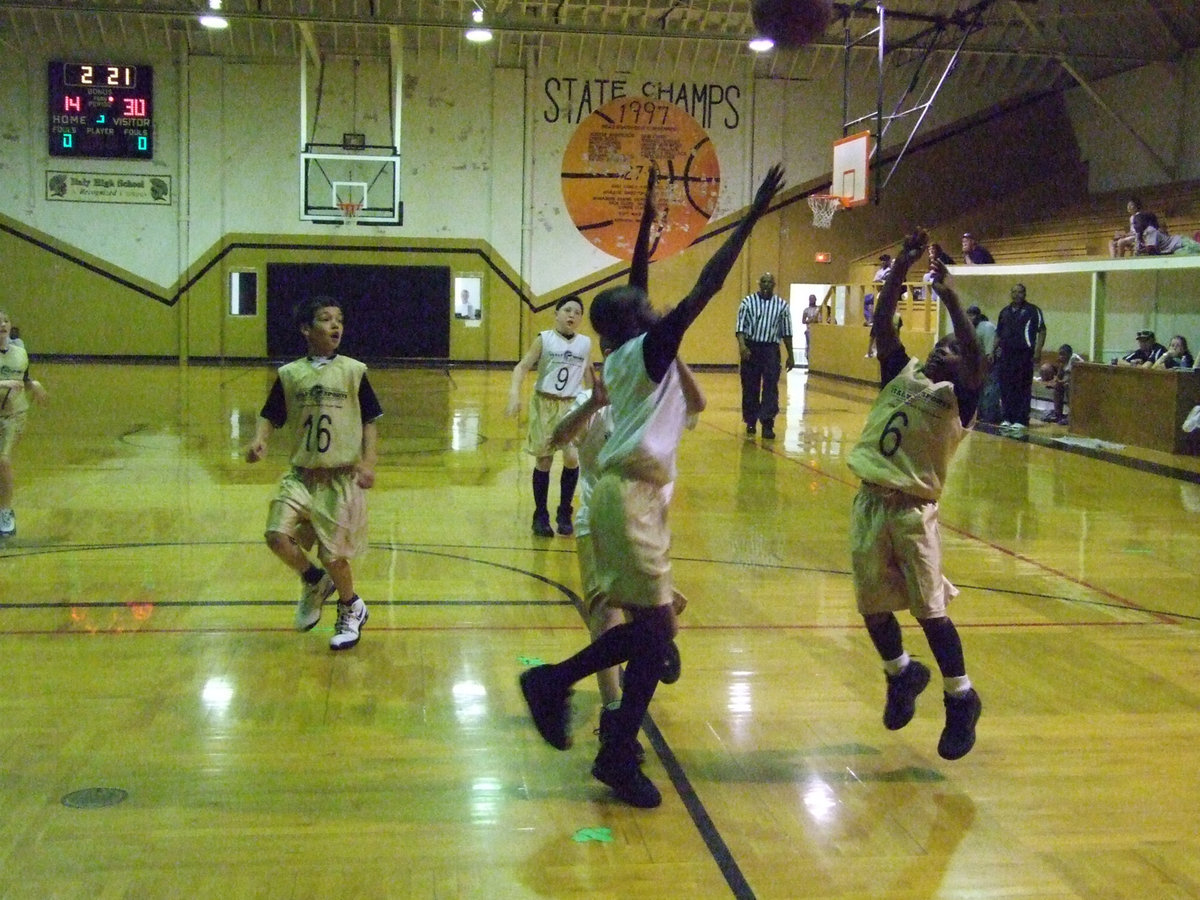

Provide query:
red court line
left=0, top=618, right=1179, bottom=638
left=722, top=420, right=1182, bottom=625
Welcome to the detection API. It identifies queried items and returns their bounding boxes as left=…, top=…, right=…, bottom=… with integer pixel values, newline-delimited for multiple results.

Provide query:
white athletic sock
left=883, top=652, right=910, bottom=677
left=944, top=675, right=972, bottom=696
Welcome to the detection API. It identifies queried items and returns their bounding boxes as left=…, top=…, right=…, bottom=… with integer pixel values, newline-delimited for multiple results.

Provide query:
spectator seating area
left=854, top=181, right=1200, bottom=268
left=964, top=181, right=1200, bottom=264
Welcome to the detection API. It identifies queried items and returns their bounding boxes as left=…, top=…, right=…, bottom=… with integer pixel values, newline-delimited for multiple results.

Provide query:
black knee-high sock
left=532, top=469, right=550, bottom=514
left=610, top=629, right=669, bottom=740
left=551, top=620, right=643, bottom=685
left=864, top=613, right=904, bottom=661
left=919, top=616, right=966, bottom=678
left=559, top=466, right=579, bottom=510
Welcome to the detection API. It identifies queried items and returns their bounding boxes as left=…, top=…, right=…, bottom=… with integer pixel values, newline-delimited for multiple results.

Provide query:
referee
left=736, top=272, right=795, bottom=440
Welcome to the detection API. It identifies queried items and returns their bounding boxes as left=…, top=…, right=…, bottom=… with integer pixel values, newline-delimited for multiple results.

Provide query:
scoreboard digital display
left=48, top=62, right=153, bottom=159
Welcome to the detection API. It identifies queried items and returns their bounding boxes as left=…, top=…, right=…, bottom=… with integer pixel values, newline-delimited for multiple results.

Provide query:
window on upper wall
left=229, top=270, right=259, bottom=316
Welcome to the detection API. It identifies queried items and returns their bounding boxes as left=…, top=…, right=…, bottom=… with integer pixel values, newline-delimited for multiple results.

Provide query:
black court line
left=2, top=538, right=1194, bottom=622
left=643, top=715, right=756, bottom=900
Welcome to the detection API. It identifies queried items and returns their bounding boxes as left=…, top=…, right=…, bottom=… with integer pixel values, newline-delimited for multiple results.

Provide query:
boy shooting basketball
left=847, top=230, right=984, bottom=760
left=245, top=296, right=383, bottom=650
left=519, top=163, right=784, bottom=807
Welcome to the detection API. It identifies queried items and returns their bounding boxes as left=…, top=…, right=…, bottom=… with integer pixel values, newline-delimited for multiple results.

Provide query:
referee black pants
left=997, top=350, right=1035, bottom=426
left=740, top=341, right=782, bottom=426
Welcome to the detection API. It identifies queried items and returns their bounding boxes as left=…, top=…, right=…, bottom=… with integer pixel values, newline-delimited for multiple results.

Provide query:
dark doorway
left=266, top=263, right=451, bottom=359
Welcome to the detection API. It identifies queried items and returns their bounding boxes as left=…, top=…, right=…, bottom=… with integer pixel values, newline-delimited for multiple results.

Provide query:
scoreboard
left=49, top=62, right=153, bottom=159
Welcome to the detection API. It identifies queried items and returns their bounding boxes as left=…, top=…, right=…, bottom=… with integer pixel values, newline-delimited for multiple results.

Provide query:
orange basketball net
left=337, top=200, right=363, bottom=222
left=807, top=194, right=842, bottom=229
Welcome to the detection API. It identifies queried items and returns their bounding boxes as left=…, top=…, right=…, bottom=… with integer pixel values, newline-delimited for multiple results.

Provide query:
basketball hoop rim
left=807, top=193, right=843, bottom=228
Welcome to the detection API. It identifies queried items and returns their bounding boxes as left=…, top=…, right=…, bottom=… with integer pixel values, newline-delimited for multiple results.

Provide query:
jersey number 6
left=878, top=410, right=908, bottom=458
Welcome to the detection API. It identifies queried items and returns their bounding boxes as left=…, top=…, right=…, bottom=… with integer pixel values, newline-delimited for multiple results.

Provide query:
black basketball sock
left=559, top=466, right=579, bottom=510
left=919, top=615, right=966, bottom=678
left=532, top=469, right=550, bottom=514
left=865, top=612, right=904, bottom=661
left=302, top=564, right=325, bottom=585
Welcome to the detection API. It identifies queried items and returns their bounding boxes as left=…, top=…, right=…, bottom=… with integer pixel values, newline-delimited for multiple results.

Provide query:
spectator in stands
left=965, top=305, right=996, bottom=363
left=1040, top=344, right=1085, bottom=424
left=961, top=233, right=995, bottom=265
left=967, top=305, right=1001, bottom=424
left=1117, top=329, right=1167, bottom=367
left=1136, top=218, right=1200, bottom=256
left=1110, top=198, right=1156, bottom=258
left=1152, top=335, right=1194, bottom=370
left=872, top=254, right=892, bottom=283
left=929, top=243, right=955, bottom=266
left=994, top=283, right=1045, bottom=432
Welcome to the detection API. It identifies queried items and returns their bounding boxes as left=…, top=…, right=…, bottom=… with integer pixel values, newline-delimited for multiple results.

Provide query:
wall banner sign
left=45, top=171, right=172, bottom=205
left=561, top=95, right=720, bottom=262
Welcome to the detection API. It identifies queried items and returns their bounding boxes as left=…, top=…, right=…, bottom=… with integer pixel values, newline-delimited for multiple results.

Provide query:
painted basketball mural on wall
left=561, top=95, right=721, bottom=262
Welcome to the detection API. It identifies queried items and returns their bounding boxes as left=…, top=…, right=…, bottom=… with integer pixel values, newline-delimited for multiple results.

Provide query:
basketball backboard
left=831, top=131, right=870, bottom=207
left=301, top=149, right=402, bottom=225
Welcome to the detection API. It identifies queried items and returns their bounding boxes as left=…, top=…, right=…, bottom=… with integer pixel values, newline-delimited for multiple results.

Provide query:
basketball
left=1039, top=363, right=1057, bottom=382
left=751, top=0, right=833, bottom=48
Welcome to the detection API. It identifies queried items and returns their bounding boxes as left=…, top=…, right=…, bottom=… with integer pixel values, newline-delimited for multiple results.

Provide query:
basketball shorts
left=266, top=466, right=367, bottom=562
left=590, top=472, right=674, bottom=611
left=524, top=392, right=575, bottom=457
left=0, top=411, right=27, bottom=459
left=850, top=482, right=958, bottom=619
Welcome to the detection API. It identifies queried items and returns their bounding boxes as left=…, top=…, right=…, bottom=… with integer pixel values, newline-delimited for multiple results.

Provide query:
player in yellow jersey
left=245, top=296, right=383, bottom=650
left=847, top=230, right=985, bottom=760
left=0, top=309, right=48, bottom=538
left=506, top=296, right=595, bottom=537
left=519, top=164, right=784, bottom=807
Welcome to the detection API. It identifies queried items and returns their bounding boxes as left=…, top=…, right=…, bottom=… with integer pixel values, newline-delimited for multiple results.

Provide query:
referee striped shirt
left=736, top=292, right=792, bottom=343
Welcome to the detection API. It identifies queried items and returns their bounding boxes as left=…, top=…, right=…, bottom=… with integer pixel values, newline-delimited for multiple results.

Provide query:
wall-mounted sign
left=560, top=95, right=720, bottom=262
left=46, top=171, right=171, bottom=205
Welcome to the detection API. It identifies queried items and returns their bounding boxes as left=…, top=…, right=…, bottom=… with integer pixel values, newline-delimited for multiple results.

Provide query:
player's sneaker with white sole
left=0, top=508, right=15, bottom=537
left=329, top=597, right=368, bottom=650
left=295, top=573, right=335, bottom=631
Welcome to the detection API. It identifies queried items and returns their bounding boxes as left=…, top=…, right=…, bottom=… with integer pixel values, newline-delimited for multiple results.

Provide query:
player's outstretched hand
left=244, top=440, right=267, bottom=463
left=899, top=228, right=929, bottom=265
left=749, top=164, right=785, bottom=220
left=929, top=257, right=951, bottom=287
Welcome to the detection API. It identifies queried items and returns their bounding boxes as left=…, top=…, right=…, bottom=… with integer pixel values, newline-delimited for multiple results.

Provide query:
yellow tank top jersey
left=0, top=343, right=30, bottom=416
left=278, top=356, right=368, bottom=469
left=847, top=358, right=967, bottom=501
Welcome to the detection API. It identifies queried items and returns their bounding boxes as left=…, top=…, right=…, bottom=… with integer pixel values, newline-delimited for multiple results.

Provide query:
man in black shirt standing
left=994, top=283, right=1046, bottom=433
left=735, top=273, right=795, bottom=440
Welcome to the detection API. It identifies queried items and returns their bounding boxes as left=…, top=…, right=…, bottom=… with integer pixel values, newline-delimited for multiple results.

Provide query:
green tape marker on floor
left=572, top=827, right=613, bottom=843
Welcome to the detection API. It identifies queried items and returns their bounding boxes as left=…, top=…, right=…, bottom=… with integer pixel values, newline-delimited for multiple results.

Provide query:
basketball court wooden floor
left=1, top=362, right=1197, bottom=899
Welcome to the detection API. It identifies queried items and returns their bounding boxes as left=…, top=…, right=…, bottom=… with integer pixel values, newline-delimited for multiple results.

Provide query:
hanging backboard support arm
left=838, top=0, right=1005, bottom=205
